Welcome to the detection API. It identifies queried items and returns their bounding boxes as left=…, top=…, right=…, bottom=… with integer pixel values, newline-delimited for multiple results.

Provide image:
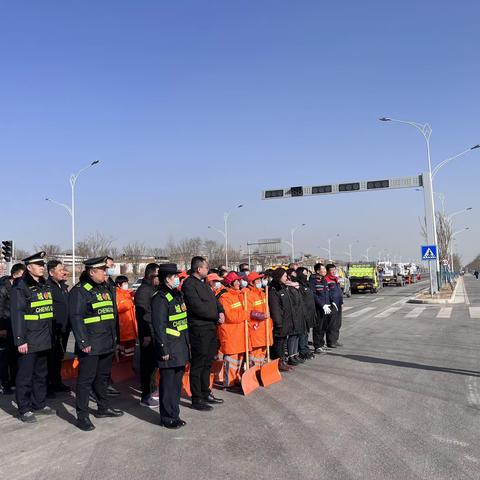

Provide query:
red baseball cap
left=223, top=272, right=242, bottom=286
left=247, top=272, right=264, bottom=283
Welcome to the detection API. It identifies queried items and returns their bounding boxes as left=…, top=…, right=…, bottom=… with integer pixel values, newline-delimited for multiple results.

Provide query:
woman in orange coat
left=217, top=272, right=247, bottom=388
left=115, top=276, right=138, bottom=355
left=246, top=272, right=272, bottom=367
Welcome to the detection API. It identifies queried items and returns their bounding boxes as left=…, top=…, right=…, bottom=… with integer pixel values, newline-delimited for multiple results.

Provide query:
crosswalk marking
left=469, top=307, right=480, bottom=319
left=342, top=306, right=353, bottom=312
left=370, top=297, right=384, bottom=303
left=374, top=307, right=401, bottom=318
left=405, top=307, right=426, bottom=318
left=345, top=307, right=376, bottom=318
left=436, top=307, right=452, bottom=318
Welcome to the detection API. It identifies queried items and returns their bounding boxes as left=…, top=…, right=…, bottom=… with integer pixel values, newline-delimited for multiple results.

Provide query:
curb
left=407, top=278, right=460, bottom=305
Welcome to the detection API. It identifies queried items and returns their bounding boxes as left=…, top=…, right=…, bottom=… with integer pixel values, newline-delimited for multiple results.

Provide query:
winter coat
left=268, top=281, right=300, bottom=337
left=151, top=285, right=190, bottom=369
left=46, top=277, right=69, bottom=335
left=116, top=287, right=137, bottom=343
left=134, top=278, right=155, bottom=340
left=297, top=277, right=317, bottom=329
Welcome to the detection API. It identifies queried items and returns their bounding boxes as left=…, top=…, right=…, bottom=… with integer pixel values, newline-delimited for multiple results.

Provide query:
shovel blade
left=259, top=359, right=282, bottom=387
left=241, top=366, right=261, bottom=396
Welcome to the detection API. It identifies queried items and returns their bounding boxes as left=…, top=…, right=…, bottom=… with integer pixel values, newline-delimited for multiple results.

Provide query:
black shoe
left=94, top=408, right=124, bottom=418
left=162, top=420, right=181, bottom=429
left=288, top=357, right=299, bottom=366
left=19, top=411, right=37, bottom=423
left=53, top=383, right=71, bottom=393
left=191, top=402, right=213, bottom=411
left=205, top=394, right=224, bottom=404
left=107, top=385, right=120, bottom=396
left=76, top=417, right=95, bottom=431
left=294, top=355, right=306, bottom=363
left=34, top=406, right=56, bottom=416
left=176, top=418, right=187, bottom=427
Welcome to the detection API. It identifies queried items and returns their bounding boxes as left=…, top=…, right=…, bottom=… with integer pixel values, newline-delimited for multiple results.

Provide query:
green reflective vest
left=82, top=282, right=115, bottom=325
left=165, top=292, right=188, bottom=337
left=24, top=287, right=54, bottom=321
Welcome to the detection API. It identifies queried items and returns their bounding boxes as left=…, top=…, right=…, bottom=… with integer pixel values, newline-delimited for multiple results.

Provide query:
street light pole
left=289, top=223, right=306, bottom=263
left=450, top=227, right=469, bottom=272
left=46, top=160, right=100, bottom=284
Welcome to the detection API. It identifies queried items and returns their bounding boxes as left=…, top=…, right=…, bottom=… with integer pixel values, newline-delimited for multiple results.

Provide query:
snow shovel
left=259, top=285, right=282, bottom=387
left=241, top=290, right=260, bottom=396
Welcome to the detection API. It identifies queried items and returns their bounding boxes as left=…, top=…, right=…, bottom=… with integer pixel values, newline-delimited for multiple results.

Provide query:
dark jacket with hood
left=268, top=280, right=299, bottom=337
left=46, top=277, right=69, bottom=335
left=134, top=278, right=155, bottom=340
left=10, top=272, right=53, bottom=353
left=296, top=272, right=317, bottom=329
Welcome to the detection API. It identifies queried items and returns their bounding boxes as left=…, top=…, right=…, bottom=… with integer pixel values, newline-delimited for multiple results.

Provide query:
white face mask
left=255, top=282, right=263, bottom=289
left=107, top=267, right=115, bottom=276
left=121, top=283, right=129, bottom=290
left=241, top=280, right=248, bottom=288
left=262, top=279, right=268, bottom=287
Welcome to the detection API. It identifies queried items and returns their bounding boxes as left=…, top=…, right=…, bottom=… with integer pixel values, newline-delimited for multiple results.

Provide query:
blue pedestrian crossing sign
left=421, top=245, right=437, bottom=261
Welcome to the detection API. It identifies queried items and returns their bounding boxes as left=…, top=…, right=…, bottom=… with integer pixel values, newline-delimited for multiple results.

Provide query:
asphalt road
left=1, top=277, right=480, bottom=480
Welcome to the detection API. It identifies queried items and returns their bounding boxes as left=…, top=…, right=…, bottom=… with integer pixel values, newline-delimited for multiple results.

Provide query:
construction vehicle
left=349, top=263, right=379, bottom=293
left=379, top=262, right=405, bottom=287
left=337, top=265, right=351, bottom=297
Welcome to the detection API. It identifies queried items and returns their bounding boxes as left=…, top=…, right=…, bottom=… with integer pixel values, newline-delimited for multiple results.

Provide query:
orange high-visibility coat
left=218, top=288, right=247, bottom=355
left=116, top=287, right=138, bottom=343
left=246, top=286, right=273, bottom=348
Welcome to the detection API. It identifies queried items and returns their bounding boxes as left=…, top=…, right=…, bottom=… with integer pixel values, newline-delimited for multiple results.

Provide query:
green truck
left=349, top=263, right=379, bottom=294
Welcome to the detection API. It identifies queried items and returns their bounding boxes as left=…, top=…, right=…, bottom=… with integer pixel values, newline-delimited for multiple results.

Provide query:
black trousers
left=159, top=366, right=185, bottom=423
left=272, top=336, right=287, bottom=361
left=47, top=330, right=70, bottom=388
left=76, top=352, right=113, bottom=419
left=189, top=326, right=217, bottom=403
left=140, top=341, right=157, bottom=398
left=16, top=350, right=49, bottom=414
left=313, top=312, right=326, bottom=348
left=328, top=306, right=342, bottom=345
left=0, top=329, right=17, bottom=387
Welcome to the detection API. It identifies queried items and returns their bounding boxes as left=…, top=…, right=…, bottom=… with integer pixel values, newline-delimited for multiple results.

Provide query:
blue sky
left=1, top=1, right=479, bottom=263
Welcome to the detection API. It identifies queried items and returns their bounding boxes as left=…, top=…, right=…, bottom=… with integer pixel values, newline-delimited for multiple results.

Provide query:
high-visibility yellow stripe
left=177, top=324, right=188, bottom=331
left=166, top=328, right=180, bottom=337
left=39, top=312, right=53, bottom=319
left=83, top=283, right=93, bottom=291
left=24, top=315, right=39, bottom=320
left=100, top=313, right=115, bottom=320
left=84, top=316, right=101, bottom=324
left=165, top=293, right=174, bottom=302
left=31, top=300, right=53, bottom=307
left=92, top=301, right=113, bottom=308
left=253, top=300, right=264, bottom=306
left=169, top=312, right=187, bottom=321
left=231, top=302, right=242, bottom=308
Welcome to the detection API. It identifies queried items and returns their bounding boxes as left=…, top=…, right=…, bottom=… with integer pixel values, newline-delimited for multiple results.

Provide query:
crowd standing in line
left=0, top=251, right=344, bottom=430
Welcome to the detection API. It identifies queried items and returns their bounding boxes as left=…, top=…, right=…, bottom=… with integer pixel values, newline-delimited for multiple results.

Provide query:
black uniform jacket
left=10, top=273, right=53, bottom=353
left=46, top=277, right=69, bottom=335
left=0, top=277, right=12, bottom=331
left=297, top=277, right=318, bottom=329
left=134, top=278, right=155, bottom=340
left=268, top=281, right=299, bottom=337
left=182, top=275, right=224, bottom=330
left=151, top=285, right=190, bottom=369
left=69, top=279, right=117, bottom=356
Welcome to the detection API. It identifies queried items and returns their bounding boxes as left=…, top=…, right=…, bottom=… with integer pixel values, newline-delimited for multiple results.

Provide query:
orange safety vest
left=116, top=287, right=138, bottom=343
left=246, top=286, right=273, bottom=348
left=218, top=288, right=247, bottom=355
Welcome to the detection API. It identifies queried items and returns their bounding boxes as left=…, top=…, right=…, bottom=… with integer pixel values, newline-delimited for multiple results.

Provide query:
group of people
left=0, top=251, right=345, bottom=431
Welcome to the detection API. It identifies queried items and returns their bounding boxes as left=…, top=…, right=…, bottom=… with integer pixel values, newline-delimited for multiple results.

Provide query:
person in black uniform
left=69, top=256, right=124, bottom=431
left=11, top=252, right=56, bottom=423
left=0, top=263, right=25, bottom=394
left=151, top=263, right=190, bottom=428
left=309, top=263, right=331, bottom=354
left=105, top=256, right=120, bottom=397
left=46, top=260, right=71, bottom=395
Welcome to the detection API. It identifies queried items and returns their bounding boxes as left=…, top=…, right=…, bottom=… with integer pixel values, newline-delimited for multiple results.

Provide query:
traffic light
left=264, top=189, right=284, bottom=199
left=367, top=179, right=389, bottom=189
left=312, top=185, right=332, bottom=194
left=1, top=240, right=13, bottom=262
left=290, top=186, right=304, bottom=197
left=338, top=182, right=360, bottom=192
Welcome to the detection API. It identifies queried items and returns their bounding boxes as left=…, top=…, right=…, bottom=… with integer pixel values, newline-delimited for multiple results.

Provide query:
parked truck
left=349, top=263, right=379, bottom=293
left=379, top=262, right=405, bottom=287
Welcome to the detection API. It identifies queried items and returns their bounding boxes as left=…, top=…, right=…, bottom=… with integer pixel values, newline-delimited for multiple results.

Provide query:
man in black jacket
left=11, top=252, right=56, bottom=422
left=134, top=262, right=159, bottom=407
left=0, top=263, right=25, bottom=394
left=46, top=260, right=71, bottom=394
left=69, top=256, right=124, bottom=431
left=182, top=256, right=224, bottom=410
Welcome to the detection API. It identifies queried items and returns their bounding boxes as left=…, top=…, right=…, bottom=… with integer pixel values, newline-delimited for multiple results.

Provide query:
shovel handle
left=244, top=290, right=250, bottom=370
left=265, top=285, right=271, bottom=362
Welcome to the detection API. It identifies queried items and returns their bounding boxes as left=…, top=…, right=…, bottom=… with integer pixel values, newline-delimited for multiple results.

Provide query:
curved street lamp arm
left=45, top=197, right=72, bottom=216
left=432, top=147, right=479, bottom=178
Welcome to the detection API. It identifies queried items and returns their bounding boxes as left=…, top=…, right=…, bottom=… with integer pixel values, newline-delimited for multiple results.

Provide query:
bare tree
left=76, top=232, right=115, bottom=258
left=204, top=239, right=225, bottom=268
left=123, top=241, right=148, bottom=276
left=13, top=248, right=30, bottom=261
left=419, top=212, right=452, bottom=262
left=452, top=253, right=462, bottom=272
left=34, top=244, right=62, bottom=258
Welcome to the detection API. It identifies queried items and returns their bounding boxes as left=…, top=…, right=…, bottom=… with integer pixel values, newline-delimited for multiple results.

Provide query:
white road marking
left=370, top=297, right=384, bottom=303
left=405, top=307, right=426, bottom=318
left=469, top=307, right=480, bottom=319
left=374, top=307, right=401, bottom=318
left=342, top=306, right=353, bottom=312
left=345, top=307, right=376, bottom=318
left=466, top=376, right=480, bottom=409
left=436, top=307, right=452, bottom=318
left=432, top=435, right=469, bottom=447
